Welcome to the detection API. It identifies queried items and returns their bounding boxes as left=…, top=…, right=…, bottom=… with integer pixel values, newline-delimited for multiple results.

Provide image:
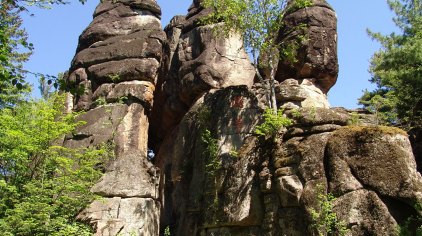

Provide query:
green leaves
left=310, top=185, right=348, bottom=236
left=201, top=0, right=288, bottom=65
left=254, top=108, right=293, bottom=137
left=362, top=0, right=422, bottom=128
left=0, top=94, right=112, bottom=235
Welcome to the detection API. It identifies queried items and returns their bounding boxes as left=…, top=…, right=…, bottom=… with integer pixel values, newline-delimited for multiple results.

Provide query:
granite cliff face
left=62, top=0, right=422, bottom=235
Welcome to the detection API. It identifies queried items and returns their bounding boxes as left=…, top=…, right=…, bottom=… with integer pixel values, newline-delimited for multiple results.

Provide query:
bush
left=0, top=94, right=112, bottom=235
left=254, top=108, right=293, bottom=137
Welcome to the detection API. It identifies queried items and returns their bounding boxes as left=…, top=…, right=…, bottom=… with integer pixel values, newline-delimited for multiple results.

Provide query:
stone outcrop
left=62, top=0, right=164, bottom=234
left=276, top=0, right=338, bottom=94
left=149, top=1, right=255, bottom=146
left=156, top=87, right=422, bottom=235
left=62, top=0, right=422, bottom=235
left=65, top=0, right=165, bottom=111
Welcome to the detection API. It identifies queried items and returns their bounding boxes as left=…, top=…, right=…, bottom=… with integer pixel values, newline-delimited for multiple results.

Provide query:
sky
left=21, top=0, right=397, bottom=109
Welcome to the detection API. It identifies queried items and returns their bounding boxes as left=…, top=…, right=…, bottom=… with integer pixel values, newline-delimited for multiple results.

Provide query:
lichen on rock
left=60, top=0, right=422, bottom=235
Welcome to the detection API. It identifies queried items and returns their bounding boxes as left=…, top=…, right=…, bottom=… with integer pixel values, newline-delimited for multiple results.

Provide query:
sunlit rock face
left=276, top=0, right=338, bottom=95
left=62, top=0, right=422, bottom=235
left=65, top=0, right=165, bottom=111
left=62, top=0, right=164, bottom=235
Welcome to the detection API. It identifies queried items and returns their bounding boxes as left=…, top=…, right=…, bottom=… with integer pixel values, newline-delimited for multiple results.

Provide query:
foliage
left=0, top=0, right=87, bottom=106
left=201, top=129, right=221, bottom=175
left=289, top=0, right=313, bottom=12
left=359, top=91, right=397, bottom=125
left=310, top=185, right=348, bottom=236
left=0, top=0, right=32, bottom=106
left=397, top=202, right=422, bottom=236
left=201, top=0, right=312, bottom=112
left=359, top=0, right=422, bottom=128
left=347, top=112, right=361, bottom=125
left=164, top=226, right=171, bottom=236
left=0, top=94, right=111, bottom=235
left=291, top=108, right=302, bottom=119
left=254, top=108, right=293, bottom=137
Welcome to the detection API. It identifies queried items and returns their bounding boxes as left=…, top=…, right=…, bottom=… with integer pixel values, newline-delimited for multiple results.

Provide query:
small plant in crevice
left=201, top=129, right=220, bottom=176
left=108, top=73, right=121, bottom=82
left=229, top=147, right=239, bottom=158
left=164, top=226, right=171, bottom=236
left=201, top=127, right=221, bottom=219
left=291, top=108, right=302, bottom=119
left=94, top=96, right=107, bottom=106
left=254, top=108, right=293, bottom=138
left=348, top=112, right=361, bottom=125
left=289, top=0, right=313, bottom=11
left=309, top=106, right=317, bottom=122
left=310, top=185, right=348, bottom=236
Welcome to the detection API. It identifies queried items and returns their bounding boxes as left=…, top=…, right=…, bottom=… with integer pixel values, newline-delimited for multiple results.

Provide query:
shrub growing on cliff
left=254, top=108, right=293, bottom=137
left=310, top=185, right=348, bottom=236
left=0, top=94, right=110, bottom=235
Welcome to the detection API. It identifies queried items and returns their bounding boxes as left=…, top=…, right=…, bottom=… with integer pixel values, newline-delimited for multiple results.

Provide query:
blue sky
left=21, top=0, right=397, bottom=108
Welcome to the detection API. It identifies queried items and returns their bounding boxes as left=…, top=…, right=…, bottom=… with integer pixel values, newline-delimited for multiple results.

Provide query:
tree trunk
left=269, top=57, right=277, bottom=114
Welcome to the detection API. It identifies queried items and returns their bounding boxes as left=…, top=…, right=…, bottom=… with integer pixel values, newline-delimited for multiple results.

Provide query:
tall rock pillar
left=62, top=0, right=166, bottom=235
left=274, top=0, right=338, bottom=108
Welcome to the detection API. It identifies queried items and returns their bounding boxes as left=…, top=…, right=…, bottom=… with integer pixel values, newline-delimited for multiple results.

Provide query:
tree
left=359, top=0, right=422, bottom=128
left=201, top=0, right=313, bottom=112
left=0, top=0, right=87, bottom=107
left=0, top=94, right=111, bottom=235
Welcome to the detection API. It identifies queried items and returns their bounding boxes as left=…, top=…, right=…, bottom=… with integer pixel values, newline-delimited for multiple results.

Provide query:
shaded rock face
left=62, top=0, right=422, bottom=235
left=157, top=88, right=422, bottom=236
left=155, top=87, right=262, bottom=235
left=276, top=0, right=338, bottom=94
left=149, top=3, right=255, bottom=147
left=409, top=127, right=422, bottom=173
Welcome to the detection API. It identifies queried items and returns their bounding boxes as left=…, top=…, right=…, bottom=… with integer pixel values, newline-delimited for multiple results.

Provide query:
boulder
left=276, top=0, right=338, bottom=94
left=276, top=78, right=330, bottom=108
left=333, top=190, right=398, bottom=235
left=91, top=151, right=159, bottom=199
left=77, top=0, right=162, bottom=52
left=327, top=126, right=422, bottom=204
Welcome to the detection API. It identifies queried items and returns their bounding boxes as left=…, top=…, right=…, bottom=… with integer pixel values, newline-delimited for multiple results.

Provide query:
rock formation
left=62, top=0, right=422, bottom=235
left=63, top=0, right=164, bottom=234
left=149, top=0, right=255, bottom=146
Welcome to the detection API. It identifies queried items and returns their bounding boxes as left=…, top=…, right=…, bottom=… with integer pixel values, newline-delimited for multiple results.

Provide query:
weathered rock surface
left=276, top=78, right=330, bottom=108
left=276, top=0, right=338, bottom=94
left=62, top=0, right=422, bottom=235
left=149, top=5, right=255, bottom=146
left=91, top=151, right=159, bottom=199
left=65, top=0, right=165, bottom=111
left=333, top=190, right=398, bottom=235
left=156, top=87, right=262, bottom=235
left=63, top=1, right=164, bottom=235
left=77, top=197, right=160, bottom=236
left=327, top=126, right=422, bottom=203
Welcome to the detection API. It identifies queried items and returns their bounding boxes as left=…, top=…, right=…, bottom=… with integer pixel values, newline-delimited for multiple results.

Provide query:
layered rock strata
left=63, top=0, right=164, bottom=234
left=61, top=0, right=422, bottom=235
left=274, top=0, right=338, bottom=109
